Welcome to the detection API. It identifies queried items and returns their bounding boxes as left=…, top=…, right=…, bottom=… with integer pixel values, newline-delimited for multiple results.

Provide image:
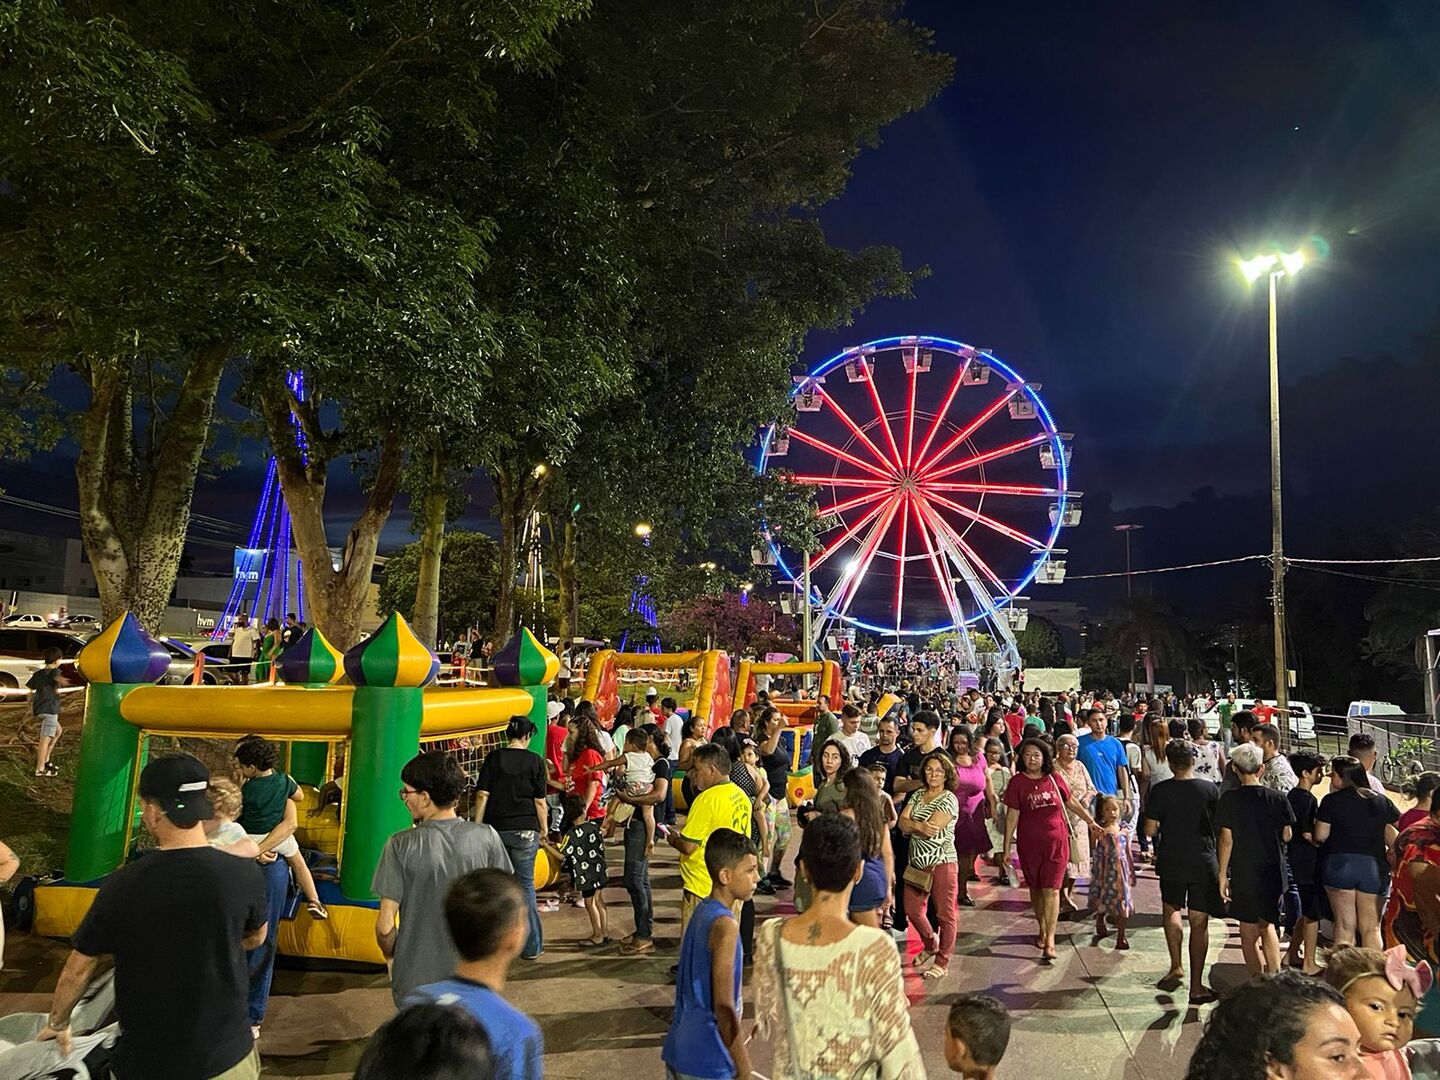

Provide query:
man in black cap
left=38, top=754, right=268, bottom=1080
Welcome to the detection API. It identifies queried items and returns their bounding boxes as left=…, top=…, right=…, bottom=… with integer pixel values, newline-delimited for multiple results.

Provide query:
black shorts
left=1229, top=886, right=1282, bottom=925
left=1159, top=873, right=1225, bottom=918
left=1293, top=882, right=1322, bottom=921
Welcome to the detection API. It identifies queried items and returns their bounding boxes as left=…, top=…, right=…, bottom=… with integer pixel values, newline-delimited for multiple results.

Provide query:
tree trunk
left=547, top=513, right=578, bottom=646
left=74, top=344, right=230, bottom=633
left=490, top=462, right=549, bottom=642
left=258, top=382, right=405, bottom=649
left=1144, top=646, right=1156, bottom=694
left=411, top=445, right=447, bottom=649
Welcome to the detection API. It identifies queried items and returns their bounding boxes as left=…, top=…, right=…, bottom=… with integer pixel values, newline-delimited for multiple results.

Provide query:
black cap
left=138, top=754, right=214, bottom=828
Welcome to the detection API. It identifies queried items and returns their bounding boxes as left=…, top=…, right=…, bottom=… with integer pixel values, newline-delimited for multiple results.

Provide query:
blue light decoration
left=756, top=335, right=1073, bottom=639
left=618, top=533, right=661, bottom=654
left=213, top=371, right=309, bottom=637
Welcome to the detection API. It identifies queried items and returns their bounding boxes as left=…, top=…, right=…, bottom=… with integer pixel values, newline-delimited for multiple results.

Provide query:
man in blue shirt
left=1075, top=708, right=1131, bottom=813
left=405, top=868, right=542, bottom=1080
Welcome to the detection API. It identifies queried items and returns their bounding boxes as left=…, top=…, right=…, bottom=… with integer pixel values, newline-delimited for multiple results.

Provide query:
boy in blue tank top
left=662, top=828, right=760, bottom=1080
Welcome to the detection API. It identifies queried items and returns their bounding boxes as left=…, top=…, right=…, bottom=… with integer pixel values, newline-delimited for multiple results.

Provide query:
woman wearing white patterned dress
left=755, top=813, right=924, bottom=1079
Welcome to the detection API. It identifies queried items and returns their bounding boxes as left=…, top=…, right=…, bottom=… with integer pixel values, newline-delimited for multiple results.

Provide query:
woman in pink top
left=947, top=726, right=995, bottom=907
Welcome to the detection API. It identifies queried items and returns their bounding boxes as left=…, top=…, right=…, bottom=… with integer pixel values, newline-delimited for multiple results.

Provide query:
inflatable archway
left=38, top=615, right=558, bottom=964
left=734, top=658, right=843, bottom=724
left=582, top=649, right=732, bottom=733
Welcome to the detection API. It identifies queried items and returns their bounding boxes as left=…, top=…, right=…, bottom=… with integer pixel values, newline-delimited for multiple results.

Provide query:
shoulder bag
left=901, top=792, right=936, bottom=892
left=1051, top=774, right=1077, bottom=842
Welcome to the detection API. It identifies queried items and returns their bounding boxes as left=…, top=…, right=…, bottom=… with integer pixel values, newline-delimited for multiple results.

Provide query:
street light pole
left=1240, top=247, right=1305, bottom=731
left=1266, top=268, right=1290, bottom=719
left=802, top=551, right=813, bottom=663
left=1114, top=523, right=1143, bottom=695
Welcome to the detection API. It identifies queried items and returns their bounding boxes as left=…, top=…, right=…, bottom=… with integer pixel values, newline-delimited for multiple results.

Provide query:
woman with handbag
left=898, top=753, right=960, bottom=979
left=754, top=813, right=925, bottom=1079
left=1003, top=737, right=1100, bottom=963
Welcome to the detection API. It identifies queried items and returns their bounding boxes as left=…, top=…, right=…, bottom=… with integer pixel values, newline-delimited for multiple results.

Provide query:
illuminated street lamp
left=633, top=522, right=652, bottom=539
left=1238, top=245, right=1306, bottom=724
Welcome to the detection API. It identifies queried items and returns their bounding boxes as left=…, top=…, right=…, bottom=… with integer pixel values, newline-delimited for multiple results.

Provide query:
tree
left=475, top=0, right=953, bottom=637
left=1081, top=647, right=1129, bottom=695
left=662, top=592, right=798, bottom=655
left=1015, top=615, right=1066, bottom=667
left=926, top=629, right=999, bottom=655
left=1106, top=599, right=1192, bottom=694
left=1, top=1, right=585, bottom=639
left=376, top=531, right=499, bottom=643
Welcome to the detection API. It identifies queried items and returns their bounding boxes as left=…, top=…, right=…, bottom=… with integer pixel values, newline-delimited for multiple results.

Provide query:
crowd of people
left=13, top=656, right=1440, bottom=1079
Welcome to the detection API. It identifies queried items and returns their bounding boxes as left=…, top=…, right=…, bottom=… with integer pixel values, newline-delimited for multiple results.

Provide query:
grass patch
left=0, top=698, right=80, bottom=877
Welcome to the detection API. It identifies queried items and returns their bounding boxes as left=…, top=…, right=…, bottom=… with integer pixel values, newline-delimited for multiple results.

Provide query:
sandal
left=912, top=949, right=934, bottom=968
left=307, top=900, right=329, bottom=920
left=620, top=939, right=655, bottom=955
left=923, top=965, right=948, bottom=980
left=578, top=937, right=610, bottom=948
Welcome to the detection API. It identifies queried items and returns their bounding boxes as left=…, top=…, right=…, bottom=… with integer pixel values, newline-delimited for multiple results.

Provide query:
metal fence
left=1309, top=712, right=1440, bottom=787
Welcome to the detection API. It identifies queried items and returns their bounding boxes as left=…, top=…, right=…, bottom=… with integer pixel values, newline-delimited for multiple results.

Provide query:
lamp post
left=1114, top=523, right=1142, bottom=694
left=1239, top=248, right=1306, bottom=726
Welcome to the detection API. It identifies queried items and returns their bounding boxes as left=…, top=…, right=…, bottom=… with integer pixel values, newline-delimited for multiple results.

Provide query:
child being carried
left=599, top=729, right=661, bottom=853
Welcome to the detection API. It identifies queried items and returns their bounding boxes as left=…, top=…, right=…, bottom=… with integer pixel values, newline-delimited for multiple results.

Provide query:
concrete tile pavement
left=0, top=837, right=1264, bottom=1078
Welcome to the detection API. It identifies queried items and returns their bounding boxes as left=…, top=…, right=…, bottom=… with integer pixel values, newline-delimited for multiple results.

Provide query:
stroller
left=0, top=968, right=118, bottom=1079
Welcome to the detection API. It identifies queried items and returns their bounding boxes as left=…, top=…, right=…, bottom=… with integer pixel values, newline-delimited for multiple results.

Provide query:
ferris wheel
left=758, top=335, right=1080, bottom=669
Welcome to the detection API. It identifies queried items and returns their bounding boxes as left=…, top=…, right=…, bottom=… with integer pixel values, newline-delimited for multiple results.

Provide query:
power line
left=1064, top=555, right=1268, bottom=580
left=1288, top=555, right=1440, bottom=566
left=1287, top=564, right=1440, bottom=592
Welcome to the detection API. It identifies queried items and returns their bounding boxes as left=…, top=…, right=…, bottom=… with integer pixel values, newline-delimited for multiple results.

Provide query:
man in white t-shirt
left=660, top=697, right=685, bottom=764
left=832, top=704, right=873, bottom=759
left=229, top=614, right=259, bottom=685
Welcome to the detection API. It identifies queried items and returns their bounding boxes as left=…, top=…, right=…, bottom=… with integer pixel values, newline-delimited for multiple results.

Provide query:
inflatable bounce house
left=733, top=658, right=844, bottom=808
left=581, top=648, right=733, bottom=733
left=36, top=613, right=559, bottom=964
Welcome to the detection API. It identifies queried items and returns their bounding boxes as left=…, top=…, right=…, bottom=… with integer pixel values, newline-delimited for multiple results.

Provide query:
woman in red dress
left=1002, top=737, right=1099, bottom=962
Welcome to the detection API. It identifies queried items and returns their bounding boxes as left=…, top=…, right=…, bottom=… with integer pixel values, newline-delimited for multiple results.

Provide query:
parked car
left=49, top=613, right=101, bottom=631
left=0, top=654, right=38, bottom=693
left=2, top=613, right=48, bottom=629
left=0, top=628, right=89, bottom=687
left=1198, top=697, right=1315, bottom=741
left=159, top=639, right=243, bottom=685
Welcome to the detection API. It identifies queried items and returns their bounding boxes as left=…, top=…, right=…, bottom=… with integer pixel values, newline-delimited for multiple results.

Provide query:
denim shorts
left=38, top=714, right=60, bottom=739
left=1322, top=853, right=1385, bottom=894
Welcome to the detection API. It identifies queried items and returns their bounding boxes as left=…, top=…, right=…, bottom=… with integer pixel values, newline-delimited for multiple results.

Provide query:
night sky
left=6, top=2, right=1440, bottom=583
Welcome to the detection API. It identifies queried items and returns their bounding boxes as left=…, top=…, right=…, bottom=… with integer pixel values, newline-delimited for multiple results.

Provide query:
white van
left=1348, top=700, right=1406, bottom=720
left=1199, top=698, right=1316, bottom=741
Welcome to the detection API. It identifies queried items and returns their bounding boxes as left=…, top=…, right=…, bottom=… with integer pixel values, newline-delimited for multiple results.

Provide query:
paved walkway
left=0, top=833, right=1274, bottom=1079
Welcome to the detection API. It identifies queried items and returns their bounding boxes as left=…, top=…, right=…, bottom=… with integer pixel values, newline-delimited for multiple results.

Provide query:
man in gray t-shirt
left=374, top=752, right=512, bottom=1004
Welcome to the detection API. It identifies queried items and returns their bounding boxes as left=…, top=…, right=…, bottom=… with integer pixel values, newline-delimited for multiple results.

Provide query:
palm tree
left=1105, top=598, right=1191, bottom=695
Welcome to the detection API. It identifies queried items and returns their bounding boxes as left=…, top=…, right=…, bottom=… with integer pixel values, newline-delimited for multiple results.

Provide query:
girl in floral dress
left=1090, top=795, right=1135, bottom=950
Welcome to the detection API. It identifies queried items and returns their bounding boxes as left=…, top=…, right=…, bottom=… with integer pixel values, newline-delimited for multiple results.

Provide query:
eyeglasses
left=399, top=787, right=423, bottom=799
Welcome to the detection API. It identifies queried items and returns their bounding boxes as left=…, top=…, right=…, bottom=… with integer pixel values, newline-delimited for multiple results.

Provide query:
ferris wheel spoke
left=921, top=489, right=1045, bottom=549
left=911, top=359, right=970, bottom=471
left=818, top=388, right=897, bottom=474
left=902, top=361, right=919, bottom=470
left=909, top=495, right=968, bottom=628
left=810, top=495, right=894, bottom=572
left=924, top=480, right=1060, bottom=497
left=893, top=492, right=911, bottom=632
left=817, top=486, right=895, bottom=519
left=913, top=493, right=1010, bottom=596
left=914, top=387, right=1018, bottom=476
left=862, top=370, right=905, bottom=468
left=830, top=493, right=904, bottom=622
left=786, top=473, right=895, bottom=489
left=788, top=427, right=895, bottom=481
left=922, top=431, right=1050, bottom=483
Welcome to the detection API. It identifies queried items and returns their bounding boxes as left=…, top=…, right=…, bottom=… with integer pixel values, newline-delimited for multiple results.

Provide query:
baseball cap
left=138, top=754, right=214, bottom=828
left=546, top=700, right=565, bottom=720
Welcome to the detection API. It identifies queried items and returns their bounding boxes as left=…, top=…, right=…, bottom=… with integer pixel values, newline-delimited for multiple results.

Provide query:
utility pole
left=802, top=551, right=813, bottom=663
left=1114, top=524, right=1142, bottom=695
left=1267, top=268, right=1290, bottom=728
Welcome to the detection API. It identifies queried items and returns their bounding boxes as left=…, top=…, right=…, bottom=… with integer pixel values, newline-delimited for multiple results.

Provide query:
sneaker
left=768, top=872, right=793, bottom=888
left=44, top=763, right=58, bottom=775
left=538, top=898, right=560, bottom=912
left=755, top=879, right=777, bottom=896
